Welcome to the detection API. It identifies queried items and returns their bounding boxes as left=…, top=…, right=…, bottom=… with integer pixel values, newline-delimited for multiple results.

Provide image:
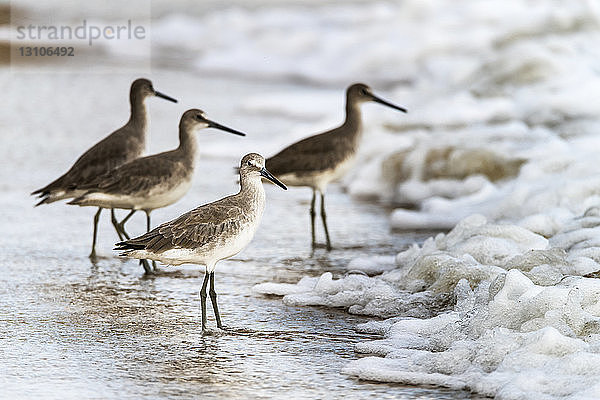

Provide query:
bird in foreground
left=31, top=78, right=177, bottom=258
left=115, top=153, right=287, bottom=330
left=69, top=109, right=246, bottom=273
left=266, top=83, right=406, bottom=251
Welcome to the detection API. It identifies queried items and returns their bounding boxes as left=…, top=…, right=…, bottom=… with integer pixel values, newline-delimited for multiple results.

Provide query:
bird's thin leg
left=114, top=209, right=151, bottom=274
left=209, top=272, right=223, bottom=329
left=320, top=191, right=332, bottom=251
left=119, top=228, right=130, bottom=240
left=117, top=210, right=136, bottom=240
left=110, top=209, right=124, bottom=241
left=89, top=207, right=102, bottom=259
left=200, top=271, right=210, bottom=331
left=140, top=259, right=152, bottom=274
left=310, top=189, right=317, bottom=248
left=144, top=210, right=157, bottom=271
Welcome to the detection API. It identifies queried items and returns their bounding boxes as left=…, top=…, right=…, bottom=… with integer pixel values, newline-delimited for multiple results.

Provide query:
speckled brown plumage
left=265, top=83, right=406, bottom=251
left=114, top=153, right=287, bottom=331
left=118, top=198, right=245, bottom=253
left=69, top=109, right=245, bottom=211
left=266, top=124, right=360, bottom=178
left=31, top=78, right=176, bottom=206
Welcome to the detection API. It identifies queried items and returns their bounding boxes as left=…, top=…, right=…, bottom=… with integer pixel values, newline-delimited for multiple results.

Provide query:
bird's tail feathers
left=67, top=196, right=86, bottom=206
left=32, top=189, right=74, bottom=207
left=114, top=241, right=145, bottom=251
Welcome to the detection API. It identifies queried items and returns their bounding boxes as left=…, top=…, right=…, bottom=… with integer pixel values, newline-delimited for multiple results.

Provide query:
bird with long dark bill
left=266, top=83, right=406, bottom=250
left=69, top=109, right=246, bottom=273
left=31, top=78, right=177, bottom=258
left=115, top=153, right=287, bottom=331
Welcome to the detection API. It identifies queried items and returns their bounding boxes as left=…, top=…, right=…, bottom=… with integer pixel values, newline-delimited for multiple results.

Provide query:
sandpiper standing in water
left=114, top=153, right=287, bottom=330
left=266, top=83, right=406, bottom=250
left=31, top=78, right=177, bottom=258
left=69, top=109, right=246, bottom=273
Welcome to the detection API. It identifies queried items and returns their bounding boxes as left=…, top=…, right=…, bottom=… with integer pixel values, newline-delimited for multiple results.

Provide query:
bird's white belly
left=203, top=223, right=257, bottom=267
left=279, top=155, right=356, bottom=192
left=78, top=178, right=193, bottom=210
left=136, top=221, right=258, bottom=271
left=138, top=178, right=193, bottom=210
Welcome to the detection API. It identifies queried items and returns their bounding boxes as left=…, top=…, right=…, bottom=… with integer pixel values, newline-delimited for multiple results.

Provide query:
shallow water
left=2, top=155, right=468, bottom=399
left=0, top=51, right=472, bottom=398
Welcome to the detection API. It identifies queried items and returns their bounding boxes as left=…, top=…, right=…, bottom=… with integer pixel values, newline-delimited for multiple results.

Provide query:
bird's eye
left=360, top=88, right=368, bottom=95
left=247, top=161, right=252, bottom=166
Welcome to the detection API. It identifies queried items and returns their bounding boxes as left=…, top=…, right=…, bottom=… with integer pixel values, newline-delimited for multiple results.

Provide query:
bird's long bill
left=154, top=90, right=178, bottom=103
left=260, top=167, right=287, bottom=190
left=206, top=119, right=247, bottom=136
left=372, top=94, right=407, bottom=113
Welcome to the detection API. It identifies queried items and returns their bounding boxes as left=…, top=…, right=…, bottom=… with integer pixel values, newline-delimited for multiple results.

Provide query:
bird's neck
left=128, top=92, right=148, bottom=133
left=342, top=97, right=363, bottom=139
left=177, top=121, right=198, bottom=166
left=239, top=174, right=266, bottom=214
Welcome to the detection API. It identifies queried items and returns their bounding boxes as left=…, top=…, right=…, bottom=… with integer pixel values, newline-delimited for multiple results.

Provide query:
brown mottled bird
left=266, top=83, right=406, bottom=250
left=31, top=78, right=177, bottom=258
left=69, top=109, right=246, bottom=273
left=115, top=153, right=287, bottom=330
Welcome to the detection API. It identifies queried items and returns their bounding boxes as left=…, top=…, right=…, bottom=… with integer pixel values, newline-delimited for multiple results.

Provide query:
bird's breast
left=141, top=177, right=193, bottom=210
left=278, top=153, right=358, bottom=191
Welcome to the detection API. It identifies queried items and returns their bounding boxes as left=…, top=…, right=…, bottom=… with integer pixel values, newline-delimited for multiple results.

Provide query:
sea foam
left=249, top=0, right=600, bottom=397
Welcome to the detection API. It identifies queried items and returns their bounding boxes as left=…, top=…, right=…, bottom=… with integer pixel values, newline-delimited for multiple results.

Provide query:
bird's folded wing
left=82, top=152, right=183, bottom=194
left=123, top=199, right=243, bottom=253
left=63, top=126, right=139, bottom=188
left=267, top=131, right=352, bottom=175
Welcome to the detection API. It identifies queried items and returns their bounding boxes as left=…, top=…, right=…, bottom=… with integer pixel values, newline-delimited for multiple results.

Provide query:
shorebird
left=266, top=83, right=406, bottom=250
left=69, top=109, right=246, bottom=273
left=114, top=153, right=287, bottom=331
left=31, top=78, right=177, bottom=258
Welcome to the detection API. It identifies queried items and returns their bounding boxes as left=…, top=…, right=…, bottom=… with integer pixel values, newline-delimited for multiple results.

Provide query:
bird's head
left=240, top=153, right=287, bottom=190
left=346, top=83, right=406, bottom=113
left=131, top=78, right=177, bottom=103
left=180, top=109, right=246, bottom=136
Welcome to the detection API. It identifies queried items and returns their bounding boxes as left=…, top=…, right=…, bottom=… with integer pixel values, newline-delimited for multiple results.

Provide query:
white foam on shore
left=11, top=0, right=600, bottom=397
left=254, top=213, right=600, bottom=398
left=242, top=1, right=600, bottom=397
